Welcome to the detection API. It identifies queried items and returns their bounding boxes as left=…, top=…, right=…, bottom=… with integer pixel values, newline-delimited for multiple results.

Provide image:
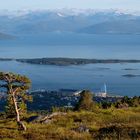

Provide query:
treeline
left=99, top=96, right=140, bottom=109
left=54, top=90, right=140, bottom=112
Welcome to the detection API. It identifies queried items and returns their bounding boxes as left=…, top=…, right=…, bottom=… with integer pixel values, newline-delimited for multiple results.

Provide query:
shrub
left=74, top=90, right=95, bottom=111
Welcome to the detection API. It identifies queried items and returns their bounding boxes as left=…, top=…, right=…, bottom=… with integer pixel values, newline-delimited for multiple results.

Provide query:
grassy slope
left=0, top=107, right=140, bottom=140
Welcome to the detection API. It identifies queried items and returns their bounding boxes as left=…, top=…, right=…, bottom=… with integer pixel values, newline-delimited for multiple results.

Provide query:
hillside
left=79, top=19, right=140, bottom=34
left=0, top=108, right=140, bottom=140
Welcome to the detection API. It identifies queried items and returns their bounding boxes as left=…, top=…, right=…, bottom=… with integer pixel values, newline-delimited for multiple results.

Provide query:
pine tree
left=0, top=72, right=32, bottom=131
left=75, top=90, right=95, bottom=111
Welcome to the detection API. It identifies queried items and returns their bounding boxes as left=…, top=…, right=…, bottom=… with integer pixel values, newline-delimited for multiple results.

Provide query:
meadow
left=0, top=107, right=140, bottom=140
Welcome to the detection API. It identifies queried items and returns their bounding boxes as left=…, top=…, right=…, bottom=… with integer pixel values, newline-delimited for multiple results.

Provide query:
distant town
left=0, top=88, right=123, bottom=111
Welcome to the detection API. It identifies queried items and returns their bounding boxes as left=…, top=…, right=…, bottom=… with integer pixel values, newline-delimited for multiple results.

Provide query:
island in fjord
left=13, top=58, right=140, bottom=66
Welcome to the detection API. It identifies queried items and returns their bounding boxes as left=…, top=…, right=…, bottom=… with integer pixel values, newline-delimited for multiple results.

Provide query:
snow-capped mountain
left=0, top=9, right=140, bottom=35
left=1, top=8, right=140, bottom=17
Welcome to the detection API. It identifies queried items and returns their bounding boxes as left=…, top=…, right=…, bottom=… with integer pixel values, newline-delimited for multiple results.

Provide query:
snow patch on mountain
left=0, top=8, right=140, bottom=18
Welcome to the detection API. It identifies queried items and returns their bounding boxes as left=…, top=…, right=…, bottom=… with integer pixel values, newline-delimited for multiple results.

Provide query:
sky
left=0, top=0, right=140, bottom=11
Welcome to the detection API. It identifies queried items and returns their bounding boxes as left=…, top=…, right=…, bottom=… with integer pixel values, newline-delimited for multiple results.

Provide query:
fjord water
left=0, top=60, right=140, bottom=96
left=0, top=33, right=140, bottom=59
left=0, top=33, right=140, bottom=96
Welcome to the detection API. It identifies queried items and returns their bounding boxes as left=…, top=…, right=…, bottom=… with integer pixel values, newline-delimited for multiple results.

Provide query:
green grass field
left=0, top=107, right=140, bottom=140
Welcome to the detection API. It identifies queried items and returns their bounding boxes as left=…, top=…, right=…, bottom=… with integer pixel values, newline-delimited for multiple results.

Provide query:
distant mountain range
left=0, top=32, right=14, bottom=39
left=0, top=9, right=140, bottom=36
left=79, top=19, right=140, bottom=34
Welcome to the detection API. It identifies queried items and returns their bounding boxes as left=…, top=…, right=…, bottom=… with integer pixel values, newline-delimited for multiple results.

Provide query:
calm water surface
left=0, top=33, right=140, bottom=59
left=0, top=61, right=140, bottom=96
left=0, top=33, right=140, bottom=96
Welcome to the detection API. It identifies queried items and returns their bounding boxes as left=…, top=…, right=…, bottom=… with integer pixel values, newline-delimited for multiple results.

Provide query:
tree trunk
left=12, top=93, right=26, bottom=131
left=17, top=121, right=27, bottom=131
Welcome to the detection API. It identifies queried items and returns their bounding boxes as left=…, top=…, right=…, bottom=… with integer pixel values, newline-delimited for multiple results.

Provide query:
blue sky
left=0, top=0, right=140, bottom=11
